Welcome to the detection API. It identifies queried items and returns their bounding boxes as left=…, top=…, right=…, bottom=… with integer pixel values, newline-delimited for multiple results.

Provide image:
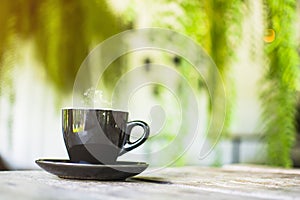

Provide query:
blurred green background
left=0, top=0, right=299, bottom=169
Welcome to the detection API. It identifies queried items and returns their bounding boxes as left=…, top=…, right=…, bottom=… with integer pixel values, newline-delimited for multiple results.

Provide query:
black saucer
left=35, top=159, right=148, bottom=181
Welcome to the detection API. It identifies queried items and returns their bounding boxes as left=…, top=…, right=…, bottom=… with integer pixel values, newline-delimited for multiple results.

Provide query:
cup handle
left=119, top=120, right=150, bottom=156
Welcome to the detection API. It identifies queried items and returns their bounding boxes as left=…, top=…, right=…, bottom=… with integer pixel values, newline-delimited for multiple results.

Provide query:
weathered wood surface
left=0, top=165, right=299, bottom=200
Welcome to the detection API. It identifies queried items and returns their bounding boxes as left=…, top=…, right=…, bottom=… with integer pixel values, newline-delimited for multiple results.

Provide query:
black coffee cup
left=62, top=108, right=150, bottom=164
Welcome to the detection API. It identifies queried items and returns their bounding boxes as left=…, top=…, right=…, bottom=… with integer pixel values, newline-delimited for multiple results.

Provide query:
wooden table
left=0, top=164, right=299, bottom=200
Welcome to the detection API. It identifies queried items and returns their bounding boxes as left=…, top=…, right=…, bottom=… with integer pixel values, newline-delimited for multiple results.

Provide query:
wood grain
left=0, top=165, right=299, bottom=200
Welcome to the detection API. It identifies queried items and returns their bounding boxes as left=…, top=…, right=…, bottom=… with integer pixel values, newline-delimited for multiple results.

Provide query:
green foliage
left=1, top=0, right=299, bottom=167
left=0, top=0, right=124, bottom=94
left=203, top=0, right=245, bottom=138
left=151, top=0, right=245, bottom=138
left=262, top=0, right=300, bottom=167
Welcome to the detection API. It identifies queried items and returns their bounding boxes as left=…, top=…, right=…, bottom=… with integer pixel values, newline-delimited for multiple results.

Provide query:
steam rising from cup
left=82, top=88, right=111, bottom=108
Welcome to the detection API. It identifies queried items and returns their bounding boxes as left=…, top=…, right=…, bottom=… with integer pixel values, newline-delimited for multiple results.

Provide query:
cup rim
left=62, top=107, right=128, bottom=114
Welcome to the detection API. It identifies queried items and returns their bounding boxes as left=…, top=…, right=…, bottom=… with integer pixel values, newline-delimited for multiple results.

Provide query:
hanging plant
left=262, top=0, right=300, bottom=167
left=153, top=0, right=245, bottom=138
left=0, top=0, right=125, bottom=95
left=203, top=0, right=245, bottom=138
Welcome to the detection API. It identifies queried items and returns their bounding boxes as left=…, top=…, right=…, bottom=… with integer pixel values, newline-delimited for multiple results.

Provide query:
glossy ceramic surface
left=35, top=159, right=149, bottom=181
left=62, top=109, right=149, bottom=164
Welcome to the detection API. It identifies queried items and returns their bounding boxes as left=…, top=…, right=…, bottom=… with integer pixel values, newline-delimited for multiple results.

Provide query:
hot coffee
left=62, top=108, right=149, bottom=164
